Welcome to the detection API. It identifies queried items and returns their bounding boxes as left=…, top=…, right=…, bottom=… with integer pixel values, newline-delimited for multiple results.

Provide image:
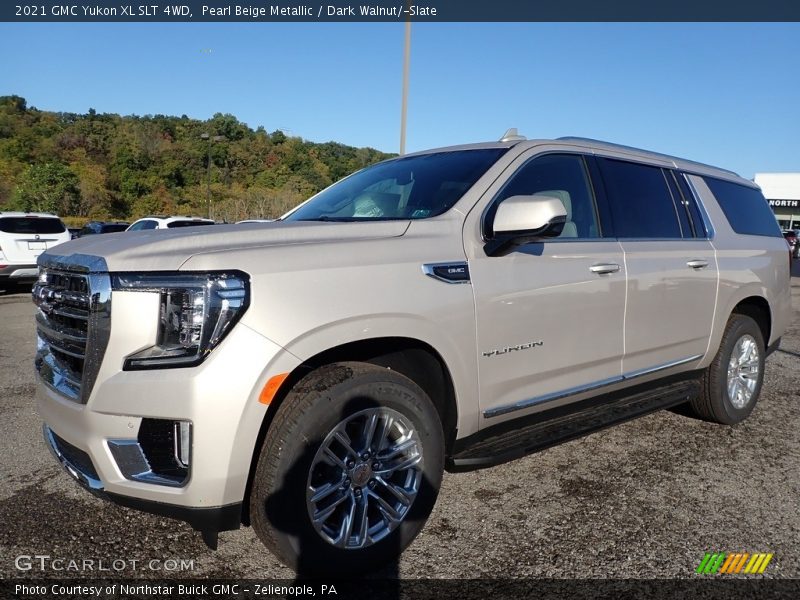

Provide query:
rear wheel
left=250, top=362, right=444, bottom=575
left=688, top=314, right=766, bottom=424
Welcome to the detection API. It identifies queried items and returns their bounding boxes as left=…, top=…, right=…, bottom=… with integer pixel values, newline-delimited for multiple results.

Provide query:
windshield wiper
left=296, top=216, right=409, bottom=222
left=297, top=216, right=352, bottom=222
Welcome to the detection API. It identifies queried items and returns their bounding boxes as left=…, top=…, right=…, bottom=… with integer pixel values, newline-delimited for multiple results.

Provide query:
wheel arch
left=241, top=336, right=460, bottom=525
left=731, top=295, right=771, bottom=347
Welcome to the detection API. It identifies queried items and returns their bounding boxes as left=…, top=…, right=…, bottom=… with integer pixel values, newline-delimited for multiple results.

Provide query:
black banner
left=3, top=579, right=800, bottom=600
left=2, top=0, right=800, bottom=22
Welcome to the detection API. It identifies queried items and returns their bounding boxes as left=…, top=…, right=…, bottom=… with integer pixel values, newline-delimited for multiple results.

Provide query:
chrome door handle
left=686, top=260, right=709, bottom=269
left=590, top=263, right=621, bottom=274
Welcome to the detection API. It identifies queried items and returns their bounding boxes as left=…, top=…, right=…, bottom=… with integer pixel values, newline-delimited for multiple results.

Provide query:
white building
left=754, top=173, right=800, bottom=230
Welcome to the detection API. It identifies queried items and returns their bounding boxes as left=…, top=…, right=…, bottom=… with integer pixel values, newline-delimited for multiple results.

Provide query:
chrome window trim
left=514, top=237, right=618, bottom=244
left=680, top=174, right=716, bottom=241
left=484, top=354, right=703, bottom=418
left=603, top=238, right=697, bottom=243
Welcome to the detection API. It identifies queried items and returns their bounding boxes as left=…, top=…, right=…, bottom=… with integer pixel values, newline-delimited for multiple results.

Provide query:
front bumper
left=44, top=424, right=242, bottom=543
left=37, top=289, right=301, bottom=527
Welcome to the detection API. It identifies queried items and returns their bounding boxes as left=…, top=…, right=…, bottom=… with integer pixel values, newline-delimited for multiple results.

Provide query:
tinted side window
left=167, top=221, right=215, bottom=229
left=703, top=177, right=781, bottom=238
left=101, top=224, right=128, bottom=234
left=598, top=158, right=682, bottom=239
left=490, top=154, right=600, bottom=239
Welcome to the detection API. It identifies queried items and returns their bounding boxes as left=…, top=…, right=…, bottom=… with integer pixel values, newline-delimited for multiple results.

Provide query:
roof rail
left=556, top=136, right=740, bottom=178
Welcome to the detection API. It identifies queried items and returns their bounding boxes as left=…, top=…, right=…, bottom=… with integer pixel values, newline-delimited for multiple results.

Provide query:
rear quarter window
left=703, top=177, right=781, bottom=238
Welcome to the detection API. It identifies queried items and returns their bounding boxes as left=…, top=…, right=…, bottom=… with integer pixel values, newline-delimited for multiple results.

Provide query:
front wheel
left=688, top=314, right=766, bottom=424
left=250, top=362, right=444, bottom=575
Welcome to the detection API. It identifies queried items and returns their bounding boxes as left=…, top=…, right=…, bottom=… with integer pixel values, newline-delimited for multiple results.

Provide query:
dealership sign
left=768, top=199, right=800, bottom=209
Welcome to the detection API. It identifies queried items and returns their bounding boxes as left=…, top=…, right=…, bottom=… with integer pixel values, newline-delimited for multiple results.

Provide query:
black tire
left=688, top=314, right=766, bottom=425
left=250, top=362, right=444, bottom=576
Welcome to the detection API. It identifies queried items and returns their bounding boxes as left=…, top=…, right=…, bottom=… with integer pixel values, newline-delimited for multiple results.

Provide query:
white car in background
left=126, top=216, right=215, bottom=231
left=0, top=212, right=70, bottom=286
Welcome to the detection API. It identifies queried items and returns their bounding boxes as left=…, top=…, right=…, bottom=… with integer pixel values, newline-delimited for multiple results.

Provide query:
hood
left=39, top=220, right=411, bottom=272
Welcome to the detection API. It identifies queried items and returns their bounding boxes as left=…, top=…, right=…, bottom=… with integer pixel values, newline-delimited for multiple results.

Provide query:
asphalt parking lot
left=1, top=271, right=799, bottom=581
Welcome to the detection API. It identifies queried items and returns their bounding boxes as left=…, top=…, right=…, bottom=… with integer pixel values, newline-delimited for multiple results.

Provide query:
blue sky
left=1, top=22, right=798, bottom=178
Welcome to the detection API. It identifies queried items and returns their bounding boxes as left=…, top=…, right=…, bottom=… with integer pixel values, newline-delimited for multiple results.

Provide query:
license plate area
left=28, top=241, right=46, bottom=250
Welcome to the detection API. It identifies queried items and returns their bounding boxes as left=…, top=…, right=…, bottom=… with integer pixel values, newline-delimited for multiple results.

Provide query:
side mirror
left=485, top=194, right=568, bottom=255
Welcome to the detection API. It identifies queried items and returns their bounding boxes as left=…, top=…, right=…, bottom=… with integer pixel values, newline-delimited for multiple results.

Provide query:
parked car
left=79, top=221, right=130, bottom=236
left=783, top=230, right=799, bottom=258
left=126, top=216, right=215, bottom=231
left=68, top=228, right=81, bottom=240
left=0, top=212, right=70, bottom=285
left=32, top=135, right=791, bottom=575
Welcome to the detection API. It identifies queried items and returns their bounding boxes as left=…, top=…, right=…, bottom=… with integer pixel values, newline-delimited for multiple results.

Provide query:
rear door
left=0, top=216, right=69, bottom=263
left=595, top=157, right=718, bottom=374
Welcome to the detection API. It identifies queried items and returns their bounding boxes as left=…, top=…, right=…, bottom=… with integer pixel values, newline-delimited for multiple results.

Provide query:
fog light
left=174, top=421, right=191, bottom=468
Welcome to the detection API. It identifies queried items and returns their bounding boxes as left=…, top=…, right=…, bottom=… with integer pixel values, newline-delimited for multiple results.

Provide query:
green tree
left=0, top=96, right=393, bottom=219
left=12, top=162, right=80, bottom=214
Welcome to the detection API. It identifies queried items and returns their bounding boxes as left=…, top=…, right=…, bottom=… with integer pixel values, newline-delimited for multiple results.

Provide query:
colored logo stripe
left=696, top=552, right=773, bottom=574
left=696, top=553, right=726, bottom=574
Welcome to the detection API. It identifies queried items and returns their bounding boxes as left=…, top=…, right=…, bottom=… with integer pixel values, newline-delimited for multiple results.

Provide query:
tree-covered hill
left=0, top=95, right=394, bottom=223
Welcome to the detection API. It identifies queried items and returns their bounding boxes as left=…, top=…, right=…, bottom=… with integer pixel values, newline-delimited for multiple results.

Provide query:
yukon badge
left=482, top=341, right=543, bottom=358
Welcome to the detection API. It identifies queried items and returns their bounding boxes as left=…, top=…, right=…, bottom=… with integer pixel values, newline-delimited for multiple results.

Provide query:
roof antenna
left=499, top=128, right=526, bottom=142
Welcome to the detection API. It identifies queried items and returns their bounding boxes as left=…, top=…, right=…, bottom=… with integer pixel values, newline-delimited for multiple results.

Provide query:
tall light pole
left=201, top=133, right=225, bottom=219
left=399, top=19, right=411, bottom=155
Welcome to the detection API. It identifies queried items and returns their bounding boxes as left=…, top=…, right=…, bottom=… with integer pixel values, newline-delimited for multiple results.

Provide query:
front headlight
left=111, top=271, right=250, bottom=370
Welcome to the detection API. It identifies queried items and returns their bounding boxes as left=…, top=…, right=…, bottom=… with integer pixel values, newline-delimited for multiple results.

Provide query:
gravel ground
left=0, top=273, right=799, bottom=581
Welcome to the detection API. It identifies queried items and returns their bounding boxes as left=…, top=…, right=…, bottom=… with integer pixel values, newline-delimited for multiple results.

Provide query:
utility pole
left=200, top=133, right=225, bottom=219
left=399, top=19, right=411, bottom=155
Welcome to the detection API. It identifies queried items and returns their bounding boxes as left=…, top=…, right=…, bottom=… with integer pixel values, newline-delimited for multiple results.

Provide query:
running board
left=448, top=377, right=700, bottom=472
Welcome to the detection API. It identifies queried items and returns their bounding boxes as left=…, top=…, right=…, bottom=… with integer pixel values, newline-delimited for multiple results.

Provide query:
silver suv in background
left=33, top=135, right=790, bottom=574
left=0, top=212, right=70, bottom=285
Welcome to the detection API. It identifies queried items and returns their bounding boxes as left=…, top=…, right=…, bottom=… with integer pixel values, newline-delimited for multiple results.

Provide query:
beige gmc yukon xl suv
left=33, top=136, right=791, bottom=574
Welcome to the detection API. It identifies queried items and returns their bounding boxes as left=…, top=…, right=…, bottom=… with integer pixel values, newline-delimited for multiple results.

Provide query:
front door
left=468, top=153, right=626, bottom=421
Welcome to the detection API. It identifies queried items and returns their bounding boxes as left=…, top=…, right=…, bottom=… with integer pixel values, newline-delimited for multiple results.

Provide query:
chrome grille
left=33, top=255, right=111, bottom=404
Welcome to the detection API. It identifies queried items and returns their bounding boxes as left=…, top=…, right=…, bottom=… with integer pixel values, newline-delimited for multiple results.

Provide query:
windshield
left=284, top=149, right=507, bottom=222
left=0, top=217, right=66, bottom=234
